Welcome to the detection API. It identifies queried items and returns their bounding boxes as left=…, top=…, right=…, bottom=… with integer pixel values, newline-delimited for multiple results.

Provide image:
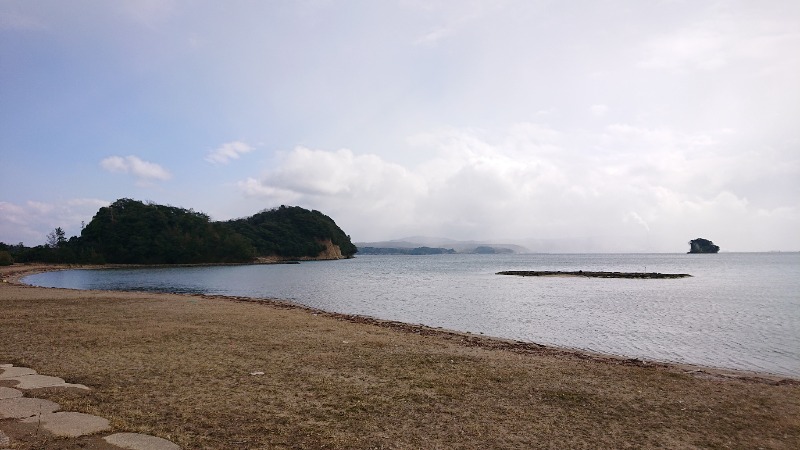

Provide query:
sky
left=1, top=0, right=799, bottom=252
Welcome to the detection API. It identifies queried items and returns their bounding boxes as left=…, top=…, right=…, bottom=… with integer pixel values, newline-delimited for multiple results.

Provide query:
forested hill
left=224, top=205, right=356, bottom=259
left=79, top=199, right=252, bottom=264
left=2, top=199, right=357, bottom=265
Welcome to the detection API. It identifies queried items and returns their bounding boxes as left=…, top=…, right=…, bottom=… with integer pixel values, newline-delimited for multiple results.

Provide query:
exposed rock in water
left=497, top=270, right=692, bottom=279
left=688, top=238, right=720, bottom=254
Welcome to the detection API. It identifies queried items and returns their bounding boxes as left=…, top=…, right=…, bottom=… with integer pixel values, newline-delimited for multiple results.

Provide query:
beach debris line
left=497, top=270, right=692, bottom=279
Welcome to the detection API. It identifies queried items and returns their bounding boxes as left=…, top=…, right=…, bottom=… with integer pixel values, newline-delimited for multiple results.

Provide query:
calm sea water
left=23, top=253, right=800, bottom=377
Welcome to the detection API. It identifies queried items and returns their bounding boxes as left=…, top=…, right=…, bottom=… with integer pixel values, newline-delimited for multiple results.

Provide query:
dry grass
left=1, top=265, right=799, bottom=449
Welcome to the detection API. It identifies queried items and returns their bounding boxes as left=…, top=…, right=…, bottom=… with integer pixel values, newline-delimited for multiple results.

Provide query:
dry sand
left=1, top=264, right=799, bottom=449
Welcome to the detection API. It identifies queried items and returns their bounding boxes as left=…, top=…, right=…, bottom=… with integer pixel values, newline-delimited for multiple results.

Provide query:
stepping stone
left=0, top=397, right=60, bottom=419
left=104, top=432, right=181, bottom=450
left=3, top=374, right=89, bottom=390
left=0, top=387, right=22, bottom=399
left=0, top=363, right=12, bottom=368
left=21, top=411, right=110, bottom=437
left=0, top=367, right=36, bottom=378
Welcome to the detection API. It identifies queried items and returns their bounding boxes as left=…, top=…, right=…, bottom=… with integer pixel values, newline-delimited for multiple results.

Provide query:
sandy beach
left=1, top=264, right=799, bottom=449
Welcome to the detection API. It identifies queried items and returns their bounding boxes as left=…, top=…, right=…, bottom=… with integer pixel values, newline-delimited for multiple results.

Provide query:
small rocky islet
left=688, top=238, right=720, bottom=254
left=497, top=237, right=723, bottom=279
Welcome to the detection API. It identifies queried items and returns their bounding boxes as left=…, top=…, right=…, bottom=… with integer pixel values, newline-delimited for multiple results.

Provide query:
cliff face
left=254, top=239, right=346, bottom=263
left=313, top=239, right=345, bottom=260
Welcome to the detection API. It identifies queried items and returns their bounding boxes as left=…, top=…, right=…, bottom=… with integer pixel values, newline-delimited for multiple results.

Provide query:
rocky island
left=688, top=238, right=720, bottom=254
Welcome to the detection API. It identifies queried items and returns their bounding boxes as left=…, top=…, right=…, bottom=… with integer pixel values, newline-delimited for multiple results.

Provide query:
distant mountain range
left=355, top=236, right=528, bottom=254
left=355, top=235, right=676, bottom=254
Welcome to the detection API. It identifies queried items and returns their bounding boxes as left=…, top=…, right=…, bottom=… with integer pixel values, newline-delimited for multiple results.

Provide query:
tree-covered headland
left=2, top=199, right=357, bottom=264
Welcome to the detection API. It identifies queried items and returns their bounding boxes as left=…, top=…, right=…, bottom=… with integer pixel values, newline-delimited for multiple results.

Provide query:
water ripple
left=23, top=253, right=800, bottom=377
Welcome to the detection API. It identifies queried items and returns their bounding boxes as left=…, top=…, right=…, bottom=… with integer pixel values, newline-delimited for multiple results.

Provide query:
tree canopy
left=4, top=199, right=357, bottom=264
left=225, top=205, right=357, bottom=258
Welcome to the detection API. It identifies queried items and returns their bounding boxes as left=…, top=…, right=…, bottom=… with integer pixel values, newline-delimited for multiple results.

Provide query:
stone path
left=0, top=363, right=179, bottom=449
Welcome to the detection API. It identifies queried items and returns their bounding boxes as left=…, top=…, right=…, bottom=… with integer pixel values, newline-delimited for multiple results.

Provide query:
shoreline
left=2, top=263, right=799, bottom=448
left=6, top=263, right=796, bottom=384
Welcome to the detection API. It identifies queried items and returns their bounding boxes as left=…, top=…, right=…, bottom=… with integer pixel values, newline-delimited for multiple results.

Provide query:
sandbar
left=497, top=270, right=692, bottom=278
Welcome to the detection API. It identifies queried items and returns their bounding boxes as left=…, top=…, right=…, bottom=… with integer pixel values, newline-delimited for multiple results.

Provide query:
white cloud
left=0, top=202, right=27, bottom=226
left=414, top=27, right=454, bottom=45
left=590, top=104, right=609, bottom=117
left=638, top=13, right=800, bottom=73
left=238, top=178, right=301, bottom=204
left=25, top=201, right=55, bottom=215
left=239, top=146, right=427, bottom=237
left=623, top=211, right=650, bottom=232
left=0, top=199, right=110, bottom=246
left=242, top=147, right=424, bottom=206
left=237, top=124, right=800, bottom=251
left=639, top=28, right=728, bottom=71
left=100, top=155, right=171, bottom=182
left=205, top=141, right=255, bottom=165
left=409, top=0, right=500, bottom=45
left=100, top=156, right=128, bottom=172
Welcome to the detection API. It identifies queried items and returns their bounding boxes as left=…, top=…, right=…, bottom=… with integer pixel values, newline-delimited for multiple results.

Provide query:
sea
left=23, top=252, right=800, bottom=378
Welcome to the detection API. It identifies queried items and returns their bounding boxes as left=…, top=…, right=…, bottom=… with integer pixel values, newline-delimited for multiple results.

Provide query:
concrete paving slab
left=0, top=387, right=22, bottom=399
left=4, top=374, right=90, bottom=390
left=0, top=367, right=36, bottom=379
left=21, top=411, right=110, bottom=437
left=0, top=397, right=60, bottom=419
left=3, top=374, right=63, bottom=388
left=104, top=432, right=181, bottom=450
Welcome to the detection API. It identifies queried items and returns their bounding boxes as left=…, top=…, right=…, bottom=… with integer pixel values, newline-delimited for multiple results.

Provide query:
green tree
left=0, top=250, right=13, bottom=266
left=46, top=227, right=66, bottom=248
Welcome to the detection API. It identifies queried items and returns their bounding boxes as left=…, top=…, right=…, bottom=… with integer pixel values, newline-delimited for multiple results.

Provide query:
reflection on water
left=24, top=253, right=800, bottom=377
